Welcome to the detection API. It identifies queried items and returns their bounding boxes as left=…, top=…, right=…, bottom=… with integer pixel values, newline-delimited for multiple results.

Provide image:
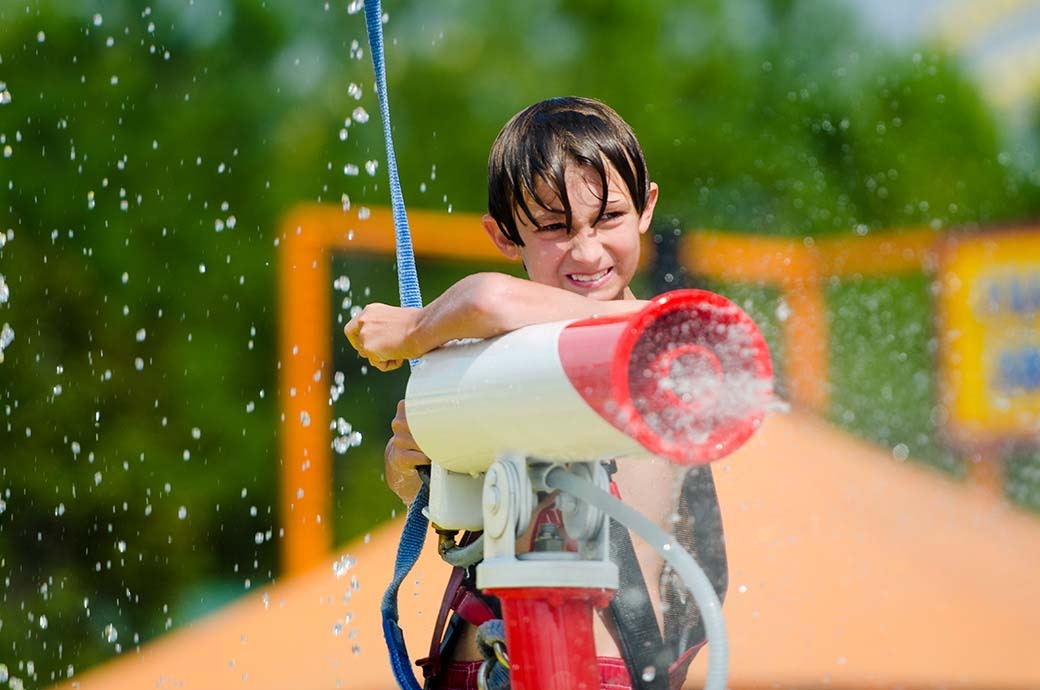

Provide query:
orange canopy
left=50, top=411, right=1040, bottom=690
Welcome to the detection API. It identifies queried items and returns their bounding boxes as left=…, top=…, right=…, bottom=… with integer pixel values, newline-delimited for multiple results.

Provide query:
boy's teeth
left=571, top=268, right=609, bottom=283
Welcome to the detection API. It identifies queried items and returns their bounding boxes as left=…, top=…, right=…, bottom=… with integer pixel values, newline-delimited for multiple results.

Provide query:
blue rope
left=365, top=0, right=423, bottom=315
left=363, top=2, right=427, bottom=690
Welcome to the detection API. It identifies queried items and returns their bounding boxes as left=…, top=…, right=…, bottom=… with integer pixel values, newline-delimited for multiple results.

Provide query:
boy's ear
left=638, top=182, right=660, bottom=235
left=482, top=214, right=521, bottom=261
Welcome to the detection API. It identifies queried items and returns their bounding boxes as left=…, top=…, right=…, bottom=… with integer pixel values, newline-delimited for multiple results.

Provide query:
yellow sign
left=939, top=229, right=1040, bottom=445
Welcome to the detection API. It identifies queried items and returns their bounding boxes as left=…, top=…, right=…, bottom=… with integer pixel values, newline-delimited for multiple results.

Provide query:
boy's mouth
left=566, top=267, right=612, bottom=287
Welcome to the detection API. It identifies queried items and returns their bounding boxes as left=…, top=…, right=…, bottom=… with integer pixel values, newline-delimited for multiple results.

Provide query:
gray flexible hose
left=441, top=533, right=485, bottom=568
left=545, top=466, right=728, bottom=690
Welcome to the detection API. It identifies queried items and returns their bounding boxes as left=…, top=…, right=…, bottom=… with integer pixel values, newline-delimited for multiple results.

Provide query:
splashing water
left=0, top=322, right=14, bottom=363
left=332, top=554, right=357, bottom=578
left=0, top=273, right=8, bottom=303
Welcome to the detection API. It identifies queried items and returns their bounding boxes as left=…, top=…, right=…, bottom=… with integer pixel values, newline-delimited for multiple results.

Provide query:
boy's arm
left=344, top=272, right=646, bottom=370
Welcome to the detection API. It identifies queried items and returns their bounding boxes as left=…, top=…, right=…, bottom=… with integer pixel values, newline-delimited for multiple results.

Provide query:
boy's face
left=484, top=162, right=658, bottom=301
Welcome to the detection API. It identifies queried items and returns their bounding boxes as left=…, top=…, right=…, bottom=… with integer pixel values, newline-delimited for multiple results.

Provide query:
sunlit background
left=2, top=1, right=1039, bottom=688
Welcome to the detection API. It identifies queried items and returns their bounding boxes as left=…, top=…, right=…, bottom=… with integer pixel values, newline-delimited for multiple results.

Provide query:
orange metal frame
left=278, top=204, right=941, bottom=573
left=277, top=204, right=508, bottom=574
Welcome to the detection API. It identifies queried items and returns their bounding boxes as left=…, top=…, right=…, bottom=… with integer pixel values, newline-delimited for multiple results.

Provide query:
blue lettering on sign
left=997, top=346, right=1040, bottom=391
left=978, top=271, right=1040, bottom=316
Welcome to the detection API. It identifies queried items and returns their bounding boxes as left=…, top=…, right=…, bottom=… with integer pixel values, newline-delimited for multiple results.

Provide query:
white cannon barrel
left=406, top=289, right=773, bottom=529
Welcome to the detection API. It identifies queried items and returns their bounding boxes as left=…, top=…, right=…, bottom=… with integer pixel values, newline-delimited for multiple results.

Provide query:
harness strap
left=607, top=519, right=671, bottom=690
left=662, top=466, right=728, bottom=653
left=418, top=534, right=498, bottom=686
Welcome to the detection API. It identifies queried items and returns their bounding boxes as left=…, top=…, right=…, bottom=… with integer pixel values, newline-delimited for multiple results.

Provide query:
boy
left=345, top=97, right=726, bottom=690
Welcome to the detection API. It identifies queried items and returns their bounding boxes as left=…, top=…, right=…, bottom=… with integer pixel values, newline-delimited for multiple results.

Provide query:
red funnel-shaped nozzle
left=558, top=289, right=773, bottom=465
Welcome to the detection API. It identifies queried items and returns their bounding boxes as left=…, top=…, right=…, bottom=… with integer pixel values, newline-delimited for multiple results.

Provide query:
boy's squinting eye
left=537, top=222, right=568, bottom=232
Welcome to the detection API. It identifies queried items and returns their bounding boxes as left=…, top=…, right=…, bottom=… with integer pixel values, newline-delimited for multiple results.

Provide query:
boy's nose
left=568, top=227, right=604, bottom=264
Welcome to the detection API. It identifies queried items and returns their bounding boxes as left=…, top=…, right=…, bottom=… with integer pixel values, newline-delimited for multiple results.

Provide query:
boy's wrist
left=407, top=307, right=432, bottom=357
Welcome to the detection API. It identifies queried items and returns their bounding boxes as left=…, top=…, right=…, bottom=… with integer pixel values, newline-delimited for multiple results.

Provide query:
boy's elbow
left=459, top=273, right=513, bottom=331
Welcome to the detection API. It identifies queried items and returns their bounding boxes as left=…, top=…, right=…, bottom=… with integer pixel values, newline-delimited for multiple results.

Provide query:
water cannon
left=402, top=289, right=772, bottom=690
left=406, top=288, right=774, bottom=531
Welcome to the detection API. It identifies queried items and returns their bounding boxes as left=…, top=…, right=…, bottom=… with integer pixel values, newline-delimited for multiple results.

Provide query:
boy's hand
left=344, top=303, right=423, bottom=372
left=385, top=400, right=430, bottom=504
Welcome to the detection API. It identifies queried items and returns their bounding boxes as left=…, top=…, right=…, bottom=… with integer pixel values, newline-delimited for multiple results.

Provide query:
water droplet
left=135, top=328, right=147, bottom=342
left=333, top=554, right=357, bottom=578
left=104, top=623, right=118, bottom=643
left=0, top=90, right=11, bottom=105
left=0, top=322, right=13, bottom=362
left=39, top=615, right=48, bottom=629
left=300, top=411, right=311, bottom=427
left=254, top=531, right=264, bottom=545
left=343, top=163, right=359, bottom=176
left=332, top=621, right=343, bottom=636
left=92, top=13, right=103, bottom=25
left=191, top=427, right=201, bottom=440
left=0, top=664, right=7, bottom=682
left=351, top=106, right=369, bottom=124
left=641, top=666, right=656, bottom=682
left=177, top=506, right=187, bottom=520
left=365, top=160, right=379, bottom=176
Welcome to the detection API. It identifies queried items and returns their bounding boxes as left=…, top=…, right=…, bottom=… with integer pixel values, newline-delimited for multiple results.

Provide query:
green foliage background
left=0, top=0, right=1038, bottom=686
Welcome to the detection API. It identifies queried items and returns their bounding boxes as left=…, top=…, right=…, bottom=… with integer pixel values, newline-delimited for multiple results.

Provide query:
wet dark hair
left=487, top=96, right=650, bottom=246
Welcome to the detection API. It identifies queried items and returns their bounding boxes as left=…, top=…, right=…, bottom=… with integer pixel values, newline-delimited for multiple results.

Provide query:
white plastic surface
left=405, top=321, right=646, bottom=474
left=426, top=463, right=485, bottom=531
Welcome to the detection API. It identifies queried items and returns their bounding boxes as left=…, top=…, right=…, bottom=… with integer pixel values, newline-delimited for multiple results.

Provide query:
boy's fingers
left=343, top=319, right=364, bottom=354
left=390, top=414, right=411, bottom=436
